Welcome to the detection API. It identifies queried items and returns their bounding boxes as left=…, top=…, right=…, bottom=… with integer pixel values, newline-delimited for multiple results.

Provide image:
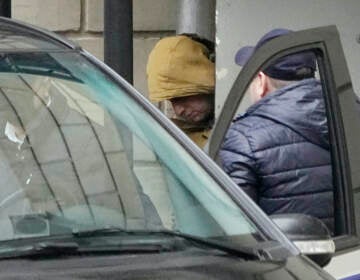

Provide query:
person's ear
left=249, top=72, right=270, bottom=104
left=258, top=71, right=270, bottom=98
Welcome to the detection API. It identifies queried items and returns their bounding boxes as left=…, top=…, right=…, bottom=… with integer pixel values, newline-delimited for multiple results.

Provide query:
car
left=0, top=17, right=340, bottom=279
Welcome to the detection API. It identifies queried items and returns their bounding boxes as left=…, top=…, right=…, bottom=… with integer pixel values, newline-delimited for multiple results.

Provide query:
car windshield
left=0, top=50, right=262, bottom=251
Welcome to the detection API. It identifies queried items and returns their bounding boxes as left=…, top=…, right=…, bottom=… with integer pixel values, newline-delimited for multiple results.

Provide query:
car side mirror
left=270, top=214, right=335, bottom=267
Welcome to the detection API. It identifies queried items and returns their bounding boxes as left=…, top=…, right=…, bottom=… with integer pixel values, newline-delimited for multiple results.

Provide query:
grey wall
left=12, top=0, right=177, bottom=100
left=216, top=0, right=360, bottom=117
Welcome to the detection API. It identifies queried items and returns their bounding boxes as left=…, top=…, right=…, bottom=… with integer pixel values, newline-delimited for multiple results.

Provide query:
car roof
left=0, top=16, right=80, bottom=51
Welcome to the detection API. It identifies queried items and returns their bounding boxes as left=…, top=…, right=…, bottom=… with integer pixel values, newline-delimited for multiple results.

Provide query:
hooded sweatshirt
left=220, top=78, right=334, bottom=231
left=146, top=36, right=215, bottom=148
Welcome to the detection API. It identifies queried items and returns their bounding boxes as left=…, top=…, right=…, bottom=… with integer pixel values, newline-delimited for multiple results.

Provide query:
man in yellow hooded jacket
left=146, top=35, right=215, bottom=148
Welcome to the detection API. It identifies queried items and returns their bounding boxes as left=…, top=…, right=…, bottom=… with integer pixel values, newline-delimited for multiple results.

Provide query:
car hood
left=0, top=251, right=334, bottom=279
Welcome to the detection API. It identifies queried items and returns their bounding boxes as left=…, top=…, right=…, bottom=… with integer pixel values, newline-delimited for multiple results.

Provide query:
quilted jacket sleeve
left=219, top=124, right=259, bottom=202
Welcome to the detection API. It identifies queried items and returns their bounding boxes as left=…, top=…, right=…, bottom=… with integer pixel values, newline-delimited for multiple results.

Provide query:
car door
left=209, top=26, right=360, bottom=280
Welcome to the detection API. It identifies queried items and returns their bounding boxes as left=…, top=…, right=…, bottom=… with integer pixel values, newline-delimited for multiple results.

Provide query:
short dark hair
left=267, top=67, right=315, bottom=90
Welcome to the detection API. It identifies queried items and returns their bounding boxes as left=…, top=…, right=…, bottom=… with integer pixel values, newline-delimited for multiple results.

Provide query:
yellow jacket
left=146, top=35, right=215, bottom=102
left=146, top=35, right=215, bottom=148
left=171, top=119, right=212, bottom=148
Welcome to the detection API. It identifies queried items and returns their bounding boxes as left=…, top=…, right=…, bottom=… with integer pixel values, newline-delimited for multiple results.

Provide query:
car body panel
left=325, top=248, right=360, bottom=279
left=0, top=252, right=333, bottom=280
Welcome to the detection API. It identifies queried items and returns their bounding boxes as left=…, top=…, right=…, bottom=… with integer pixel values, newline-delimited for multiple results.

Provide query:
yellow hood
left=146, top=35, right=215, bottom=102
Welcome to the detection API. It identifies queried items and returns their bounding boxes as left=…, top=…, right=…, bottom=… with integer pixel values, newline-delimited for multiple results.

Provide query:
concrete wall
left=12, top=0, right=177, bottom=98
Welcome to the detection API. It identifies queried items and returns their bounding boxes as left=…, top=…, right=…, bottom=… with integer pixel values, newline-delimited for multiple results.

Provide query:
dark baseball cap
left=235, top=28, right=316, bottom=80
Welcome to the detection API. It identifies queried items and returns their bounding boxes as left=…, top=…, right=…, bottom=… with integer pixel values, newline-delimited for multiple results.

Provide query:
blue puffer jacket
left=220, top=78, right=334, bottom=231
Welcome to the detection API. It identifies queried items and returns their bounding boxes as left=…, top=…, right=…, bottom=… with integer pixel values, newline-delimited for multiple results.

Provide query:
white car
left=0, top=17, right=341, bottom=279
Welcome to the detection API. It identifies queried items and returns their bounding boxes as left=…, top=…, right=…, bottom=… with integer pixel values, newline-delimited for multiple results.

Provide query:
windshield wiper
left=72, top=227, right=265, bottom=260
left=0, top=228, right=268, bottom=260
left=0, top=242, right=79, bottom=259
left=72, top=227, right=129, bottom=237
left=0, top=239, right=174, bottom=259
left=149, top=230, right=266, bottom=260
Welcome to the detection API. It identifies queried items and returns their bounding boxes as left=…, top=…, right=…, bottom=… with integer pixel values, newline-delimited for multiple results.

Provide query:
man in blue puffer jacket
left=220, top=29, right=334, bottom=232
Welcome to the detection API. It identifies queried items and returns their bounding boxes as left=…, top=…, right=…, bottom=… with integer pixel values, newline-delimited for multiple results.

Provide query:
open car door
left=209, top=26, right=360, bottom=279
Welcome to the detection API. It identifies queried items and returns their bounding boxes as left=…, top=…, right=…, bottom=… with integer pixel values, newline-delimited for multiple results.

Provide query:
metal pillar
left=104, top=0, right=133, bottom=84
left=0, top=0, right=11, bottom=17
left=176, top=0, right=216, bottom=49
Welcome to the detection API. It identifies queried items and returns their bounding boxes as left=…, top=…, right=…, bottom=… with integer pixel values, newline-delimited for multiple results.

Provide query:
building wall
left=216, top=0, right=360, bottom=117
left=12, top=0, right=176, bottom=98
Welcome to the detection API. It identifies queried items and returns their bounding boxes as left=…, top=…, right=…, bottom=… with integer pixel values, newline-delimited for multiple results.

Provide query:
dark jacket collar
left=244, top=78, right=329, bottom=149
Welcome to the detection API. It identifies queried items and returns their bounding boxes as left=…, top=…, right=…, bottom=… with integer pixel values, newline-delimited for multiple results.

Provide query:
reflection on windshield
left=0, top=51, right=262, bottom=249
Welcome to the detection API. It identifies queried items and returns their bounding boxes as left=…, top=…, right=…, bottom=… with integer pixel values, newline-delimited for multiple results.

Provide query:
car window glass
left=0, top=51, right=262, bottom=247
left=0, top=22, right=68, bottom=50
